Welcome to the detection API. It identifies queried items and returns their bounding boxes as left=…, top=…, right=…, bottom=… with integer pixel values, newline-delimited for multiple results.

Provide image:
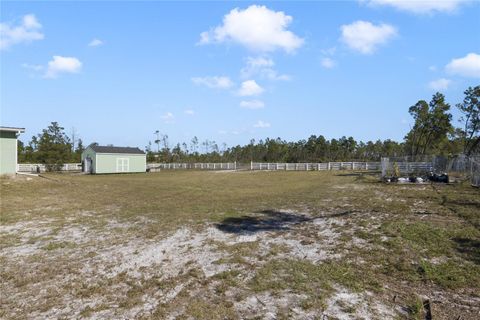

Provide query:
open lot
left=1, top=170, right=479, bottom=319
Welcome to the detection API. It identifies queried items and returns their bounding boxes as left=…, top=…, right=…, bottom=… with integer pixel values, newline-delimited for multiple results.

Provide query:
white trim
left=15, top=138, right=18, bottom=173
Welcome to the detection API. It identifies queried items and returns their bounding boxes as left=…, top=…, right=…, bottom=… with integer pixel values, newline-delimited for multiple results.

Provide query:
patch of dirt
left=2, top=208, right=476, bottom=319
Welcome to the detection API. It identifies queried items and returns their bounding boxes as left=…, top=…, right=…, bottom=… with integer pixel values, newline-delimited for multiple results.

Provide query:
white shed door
left=116, top=158, right=129, bottom=172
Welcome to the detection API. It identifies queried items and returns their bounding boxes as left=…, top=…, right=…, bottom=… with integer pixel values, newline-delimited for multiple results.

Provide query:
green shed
left=0, top=126, right=25, bottom=175
left=81, top=144, right=146, bottom=174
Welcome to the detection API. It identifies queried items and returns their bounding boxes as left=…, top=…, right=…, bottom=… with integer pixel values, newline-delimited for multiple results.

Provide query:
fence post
left=235, top=161, right=237, bottom=170
left=328, top=162, right=331, bottom=170
left=251, top=161, right=253, bottom=171
left=352, top=162, right=355, bottom=170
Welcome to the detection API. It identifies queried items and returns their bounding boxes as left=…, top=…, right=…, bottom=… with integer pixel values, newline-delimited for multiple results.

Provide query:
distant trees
left=144, top=135, right=405, bottom=163
left=33, top=122, right=72, bottom=170
left=16, top=86, right=478, bottom=167
left=404, top=93, right=453, bottom=157
left=457, top=86, right=480, bottom=155
left=17, top=122, right=84, bottom=167
left=147, top=87, right=478, bottom=163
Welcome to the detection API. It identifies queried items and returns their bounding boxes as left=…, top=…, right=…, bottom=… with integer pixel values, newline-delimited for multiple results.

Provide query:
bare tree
left=154, top=130, right=161, bottom=153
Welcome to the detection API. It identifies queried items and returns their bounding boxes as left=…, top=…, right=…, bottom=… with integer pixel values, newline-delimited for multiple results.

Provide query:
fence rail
left=147, top=162, right=237, bottom=172
left=250, top=162, right=381, bottom=171
left=17, top=163, right=82, bottom=173
left=146, top=162, right=381, bottom=172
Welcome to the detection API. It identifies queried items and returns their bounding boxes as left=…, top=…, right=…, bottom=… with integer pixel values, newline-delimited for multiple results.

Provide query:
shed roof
left=89, top=145, right=145, bottom=154
left=0, top=126, right=25, bottom=133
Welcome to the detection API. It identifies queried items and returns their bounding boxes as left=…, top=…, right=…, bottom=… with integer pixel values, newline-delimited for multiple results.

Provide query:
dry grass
left=1, top=170, right=479, bottom=319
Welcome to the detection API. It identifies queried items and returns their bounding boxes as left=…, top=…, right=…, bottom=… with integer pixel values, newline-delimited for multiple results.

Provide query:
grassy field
left=1, top=170, right=479, bottom=319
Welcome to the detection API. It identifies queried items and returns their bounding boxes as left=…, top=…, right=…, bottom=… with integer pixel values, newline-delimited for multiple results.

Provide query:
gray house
left=81, top=144, right=146, bottom=174
left=0, top=126, right=25, bottom=175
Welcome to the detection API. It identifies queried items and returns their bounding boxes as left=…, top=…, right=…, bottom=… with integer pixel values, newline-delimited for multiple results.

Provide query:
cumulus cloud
left=0, top=14, right=44, bottom=50
left=428, top=78, right=451, bottom=90
left=199, top=5, right=304, bottom=53
left=362, top=0, right=468, bottom=14
left=160, top=112, right=175, bottom=123
left=340, top=20, right=397, bottom=54
left=445, top=53, right=480, bottom=78
left=240, top=100, right=265, bottom=109
left=241, top=56, right=290, bottom=80
left=254, top=120, right=271, bottom=128
left=238, top=80, right=264, bottom=96
left=321, top=57, right=337, bottom=69
left=191, top=76, right=234, bottom=89
left=184, top=109, right=195, bottom=115
left=88, top=38, right=103, bottom=47
left=44, top=56, right=82, bottom=79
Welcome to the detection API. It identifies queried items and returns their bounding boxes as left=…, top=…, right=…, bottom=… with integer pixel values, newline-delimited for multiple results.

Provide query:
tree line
left=18, top=122, right=85, bottom=169
left=18, top=86, right=479, bottom=166
left=146, top=86, right=479, bottom=162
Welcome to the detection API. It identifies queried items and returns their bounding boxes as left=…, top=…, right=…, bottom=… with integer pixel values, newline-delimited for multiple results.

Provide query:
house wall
left=0, top=131, right=18, bottom=175
left=95, top=154, right=146, bottom=173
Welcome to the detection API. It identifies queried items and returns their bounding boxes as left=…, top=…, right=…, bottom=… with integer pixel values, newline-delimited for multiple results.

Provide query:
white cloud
left=21, top=63, right=43, bottom=71
left=429, top=65, right=437, bottom=72
left=184, top=109, right=195, bottom=115
left=160, top=112, right=175, bottom=123
left=321, top=57, right=337, bottom=69
left=88, top=38, right=103, bottom=47
left=199, top=5, right=304, bottom=53
left=238, top=80, right=264, bottom=96
left=44, top=56, right=82, bottom=79
left=340, top=20, right=397, bottom=54
left=191, top=76, right=234, bottom=89
left=240, top=100, right=265, bottom=109
left=254, top=120, right=271, bottom=128
left=363, top=0, right=468, bottom=14
left=0, top=14, right=44, bottom=50
left=428, top=78, right=451, bottom=90
left=241, top=56, right=290, bottom=81
left=445, top=53, right=480, bottom=78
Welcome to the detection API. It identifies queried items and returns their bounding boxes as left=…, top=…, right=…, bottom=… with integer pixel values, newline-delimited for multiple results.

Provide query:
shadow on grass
left=215, top=210, right=313, bottom=234
left=453, top=237, right=480, bottom=265
left=447, top=199, right=480, bottom=209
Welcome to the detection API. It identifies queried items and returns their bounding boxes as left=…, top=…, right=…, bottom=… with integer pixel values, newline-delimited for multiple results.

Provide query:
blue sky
left=1, top=1, right=479, bottom=149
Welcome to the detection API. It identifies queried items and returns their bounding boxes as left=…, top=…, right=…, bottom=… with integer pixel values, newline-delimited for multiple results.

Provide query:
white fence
left=381, top=160, right=434, bottom=177
left=250, top=162, right=381, bottom=171
left=146, top=162, right=380, bottom=172
left=17, top=163, right=82, bottom=173
left=147, top=162, right=237, bottom=172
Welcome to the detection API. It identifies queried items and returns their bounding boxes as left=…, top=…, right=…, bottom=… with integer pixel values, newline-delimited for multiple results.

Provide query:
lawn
left=1, top=170, right=479, bottom=319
